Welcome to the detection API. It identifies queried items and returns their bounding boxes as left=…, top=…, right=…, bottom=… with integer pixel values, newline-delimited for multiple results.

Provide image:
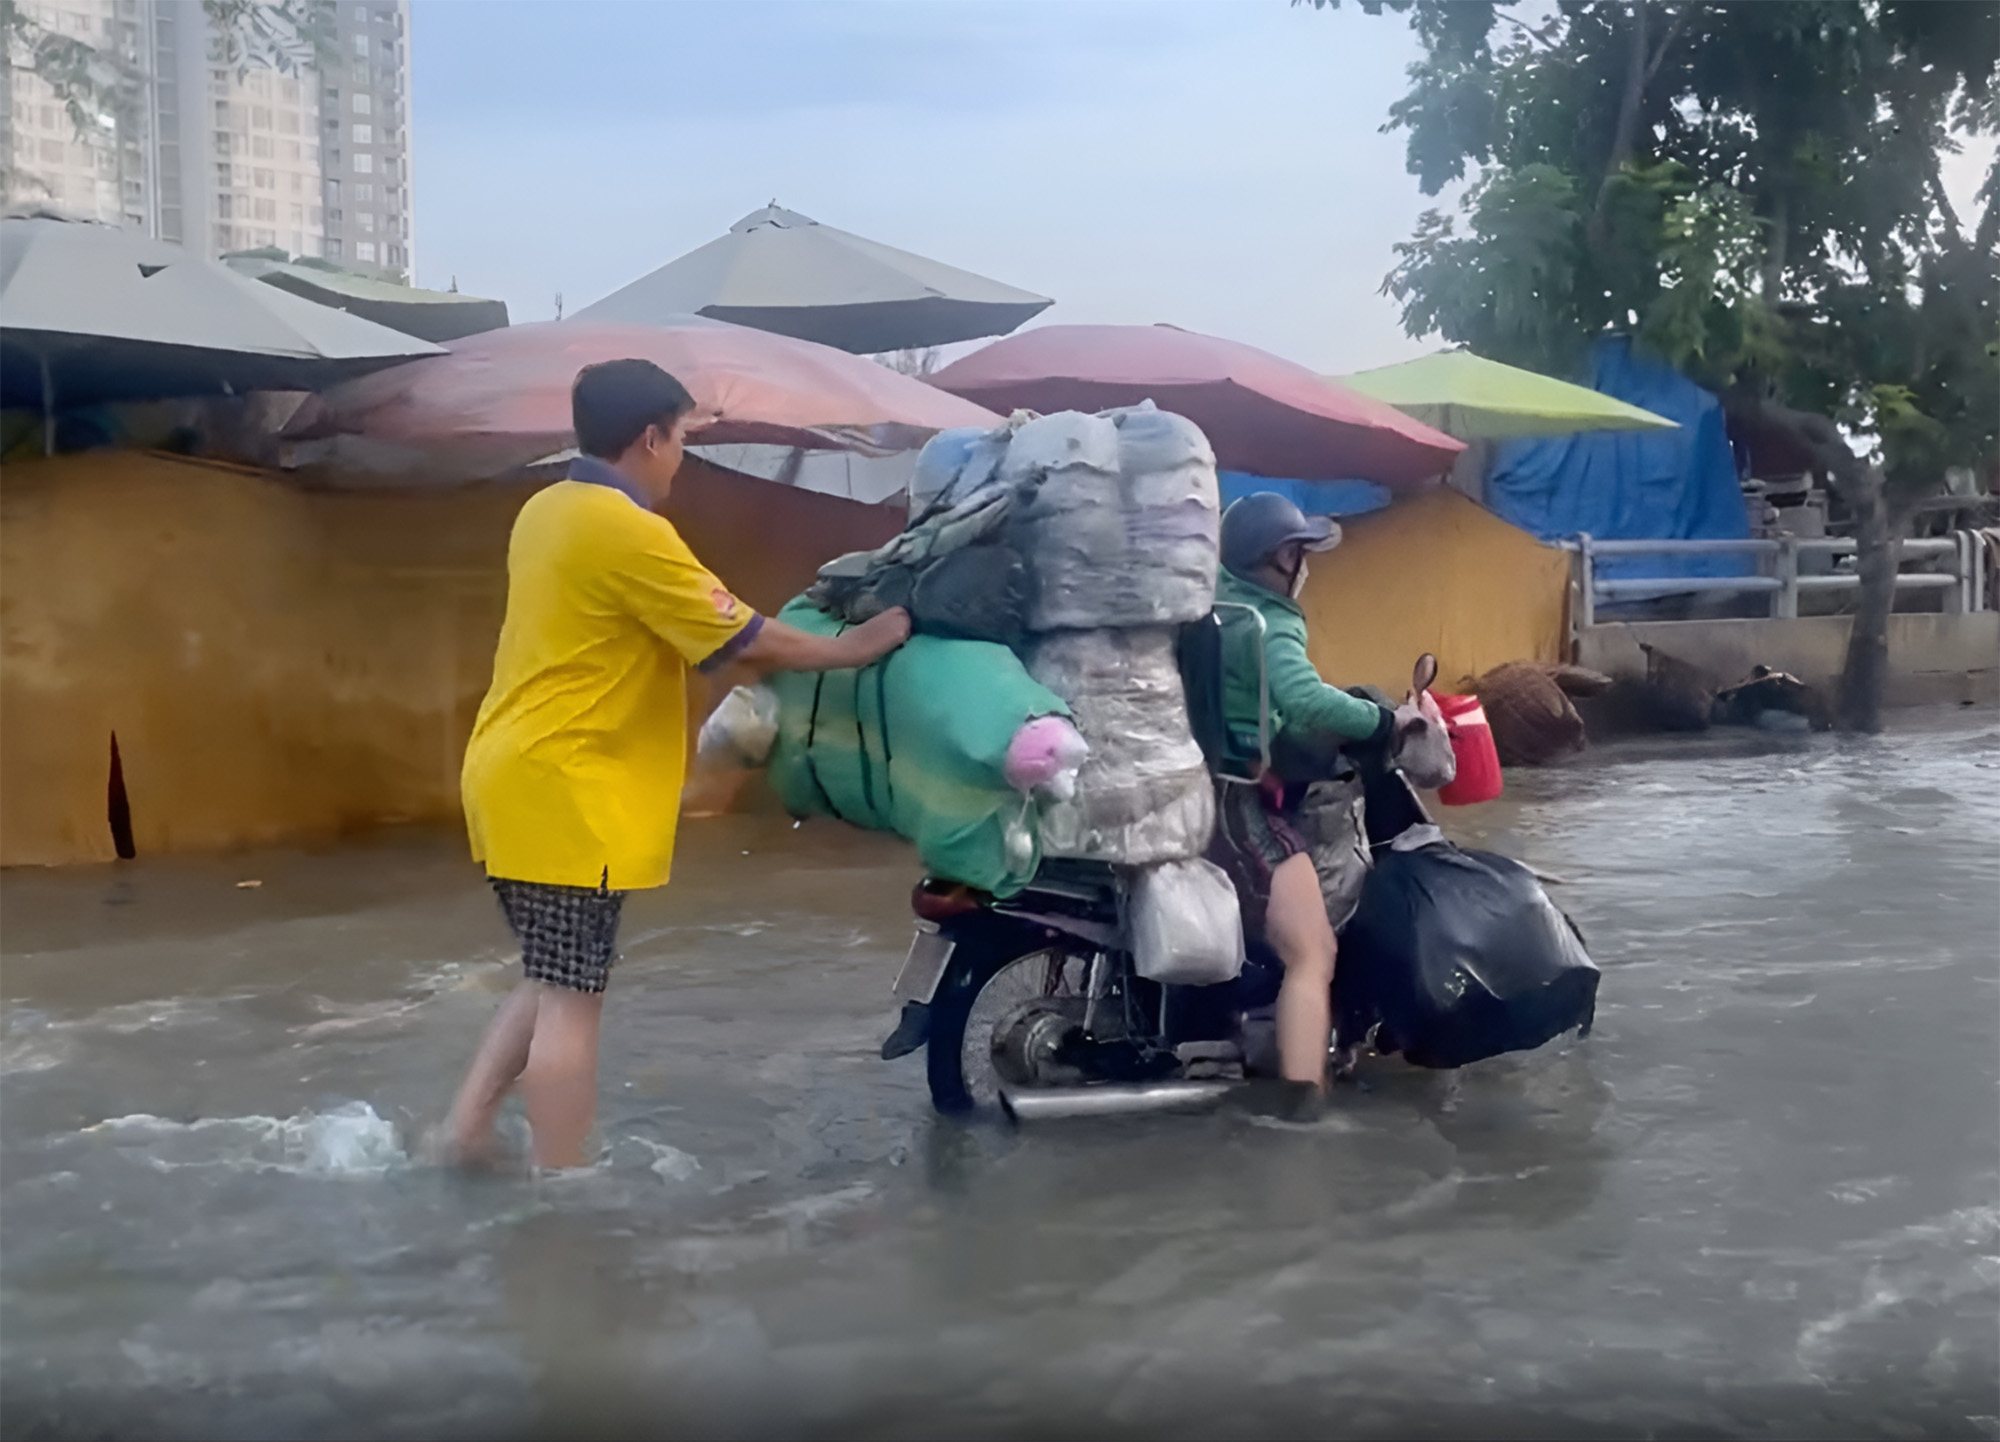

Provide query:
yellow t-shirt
left=462, top=477, right=760, bottom=890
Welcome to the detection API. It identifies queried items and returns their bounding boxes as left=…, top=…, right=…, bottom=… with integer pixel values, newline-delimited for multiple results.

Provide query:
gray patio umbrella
left=571, top=204, right=1053, bottom=354
left=222, top=248, right=510, bottom=344
left=0, top=215, right=443, bottom=426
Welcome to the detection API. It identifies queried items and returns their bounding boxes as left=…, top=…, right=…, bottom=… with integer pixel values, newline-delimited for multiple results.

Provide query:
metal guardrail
left=1565, top=532, right=1990, bottom=626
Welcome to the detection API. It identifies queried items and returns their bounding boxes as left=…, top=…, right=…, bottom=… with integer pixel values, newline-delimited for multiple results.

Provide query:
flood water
left=3, top=719, right=1997, bottom=1440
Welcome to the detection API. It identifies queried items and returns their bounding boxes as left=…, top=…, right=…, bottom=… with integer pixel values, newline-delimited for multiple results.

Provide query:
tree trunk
left=1724, top=394, right=1894, bottom=732
left=1837, top=464, right=1895, bottom=734
left=1587, top=1, right=1651, bottom=257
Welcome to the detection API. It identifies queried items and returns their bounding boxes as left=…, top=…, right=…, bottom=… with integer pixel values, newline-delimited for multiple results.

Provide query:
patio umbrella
left=0, top=215, right=443, bottom=419
left=927, top=323, right=1463, bottom=486
left=222, top=249, right=509, bottom=344
left=282, top=318, right=1003, bottom=485
left=1337, top=350, right=1678, bottom=440
left=571, top=205, right=1053, bottom=354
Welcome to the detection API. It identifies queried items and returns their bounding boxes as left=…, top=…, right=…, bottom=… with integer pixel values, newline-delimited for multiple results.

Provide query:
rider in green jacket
left=1211, top=493, right=1396, bottom=1100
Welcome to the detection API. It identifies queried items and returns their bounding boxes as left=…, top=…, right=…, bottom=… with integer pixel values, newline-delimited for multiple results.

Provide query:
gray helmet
left=1219, top=492, right=1341, bottom=575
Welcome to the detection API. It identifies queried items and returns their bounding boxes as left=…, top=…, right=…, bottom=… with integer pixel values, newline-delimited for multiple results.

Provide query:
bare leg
left=1265, top=852, right=1338, bottom=1089
left=519, top=987, right=605, bottom=1170
left=443, top=981, right=540, bottom=1164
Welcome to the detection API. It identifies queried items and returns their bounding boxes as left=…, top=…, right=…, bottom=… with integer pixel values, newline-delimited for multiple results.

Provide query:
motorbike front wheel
left=925, top=944, right=1092, bottom=1115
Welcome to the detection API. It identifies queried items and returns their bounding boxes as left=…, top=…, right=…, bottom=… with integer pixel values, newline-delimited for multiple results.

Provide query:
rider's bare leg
left=1264, top=851, right=1338, bottom=1089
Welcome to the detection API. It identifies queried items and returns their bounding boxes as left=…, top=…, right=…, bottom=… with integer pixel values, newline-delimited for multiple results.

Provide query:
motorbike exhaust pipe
left=999, top=1080, right=1235, bottom=1122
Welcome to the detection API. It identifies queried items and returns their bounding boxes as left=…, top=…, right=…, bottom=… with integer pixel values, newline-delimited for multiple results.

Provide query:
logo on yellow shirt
left=710, top=587, right=741, bottom=620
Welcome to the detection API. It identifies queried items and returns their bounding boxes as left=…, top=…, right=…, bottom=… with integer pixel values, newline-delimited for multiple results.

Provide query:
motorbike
left=881, top=616, right=1459, bottom=1120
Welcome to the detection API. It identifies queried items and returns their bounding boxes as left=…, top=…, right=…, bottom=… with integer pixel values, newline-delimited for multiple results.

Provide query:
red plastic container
left=1434, top=692, right=1503, bottom=806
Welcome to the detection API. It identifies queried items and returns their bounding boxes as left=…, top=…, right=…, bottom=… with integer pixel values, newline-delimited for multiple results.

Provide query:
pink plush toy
left=1004, top=715, right=1091, bottom=801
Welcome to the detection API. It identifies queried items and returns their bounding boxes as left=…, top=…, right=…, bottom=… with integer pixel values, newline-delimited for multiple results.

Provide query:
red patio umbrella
left=928, top=323, right=1464, bottom=486
left=284, top=318, right=1001, bottom=484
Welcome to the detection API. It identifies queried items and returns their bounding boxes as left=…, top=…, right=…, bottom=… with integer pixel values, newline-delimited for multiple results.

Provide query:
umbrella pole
left=41, top=353, right=55, bottom=458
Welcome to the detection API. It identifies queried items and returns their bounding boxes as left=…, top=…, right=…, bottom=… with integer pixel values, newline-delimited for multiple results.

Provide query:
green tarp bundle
left=766, top=597, right=1069, bottom=896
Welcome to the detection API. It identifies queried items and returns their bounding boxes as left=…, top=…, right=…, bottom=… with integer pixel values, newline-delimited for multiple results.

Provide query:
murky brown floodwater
left=3, top=718, right=1997, bottom=1440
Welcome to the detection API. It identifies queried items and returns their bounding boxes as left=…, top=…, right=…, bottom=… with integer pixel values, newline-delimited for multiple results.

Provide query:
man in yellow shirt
left=445, top=358, right=909, bottom=1169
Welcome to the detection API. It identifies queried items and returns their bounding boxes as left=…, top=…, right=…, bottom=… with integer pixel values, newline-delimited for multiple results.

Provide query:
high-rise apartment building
left=3, top=0, right=412, bottom=278
left=318, top=1, right=412, bottom=275
left=2, top=0, right=153, bottom=229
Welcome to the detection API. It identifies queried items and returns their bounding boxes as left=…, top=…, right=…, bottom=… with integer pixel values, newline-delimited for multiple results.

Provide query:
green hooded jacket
left=1215, top=566, right=1391, bottom=766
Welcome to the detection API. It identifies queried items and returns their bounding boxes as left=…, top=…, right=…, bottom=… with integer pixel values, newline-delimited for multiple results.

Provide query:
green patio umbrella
left=1335, top=349, right=1677, bottom=441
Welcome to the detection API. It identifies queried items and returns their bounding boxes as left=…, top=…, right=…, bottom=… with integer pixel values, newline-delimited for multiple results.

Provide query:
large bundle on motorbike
left=1024, top=627, right=1214, bottom=864
left=1003, top=406, right=1221, bottom=631
left=800, top=403, right=1224, bottom=871
left=761, top=599, right=1080, bottom=897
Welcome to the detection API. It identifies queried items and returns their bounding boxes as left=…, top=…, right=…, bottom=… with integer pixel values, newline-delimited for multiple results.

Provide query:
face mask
left=1289, top=559, right=1311, bottom=599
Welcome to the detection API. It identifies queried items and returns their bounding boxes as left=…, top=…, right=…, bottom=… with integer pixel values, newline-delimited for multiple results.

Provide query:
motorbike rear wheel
left=925, top=945, right=1092, bottom=1115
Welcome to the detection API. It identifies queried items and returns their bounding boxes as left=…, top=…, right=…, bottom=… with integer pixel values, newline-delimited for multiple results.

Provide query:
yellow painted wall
left=1297, top=486, right=1570, bottom=697
left=1, top=451, right=900, bottom=866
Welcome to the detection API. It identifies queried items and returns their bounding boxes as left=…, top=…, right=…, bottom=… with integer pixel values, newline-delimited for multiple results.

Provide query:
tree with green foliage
left=1306, top=0, right=1999, bottom=731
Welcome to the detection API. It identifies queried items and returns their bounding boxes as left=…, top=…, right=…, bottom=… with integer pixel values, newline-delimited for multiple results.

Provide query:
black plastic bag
left=1334, top=841, right=1599, bottom=1069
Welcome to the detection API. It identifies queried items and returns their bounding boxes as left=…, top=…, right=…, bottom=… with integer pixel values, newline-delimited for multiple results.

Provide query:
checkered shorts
left=489, top=876, right=627, bottom=994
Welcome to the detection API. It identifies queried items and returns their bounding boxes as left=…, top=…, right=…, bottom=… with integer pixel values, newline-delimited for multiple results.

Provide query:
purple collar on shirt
left=568, top=454, right=649, bottom=509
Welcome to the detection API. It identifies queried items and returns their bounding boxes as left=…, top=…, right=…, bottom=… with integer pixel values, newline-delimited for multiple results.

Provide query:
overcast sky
left=406, top=0, right=1442, bottom=375
left=407, top=1, right=1995, bottom=377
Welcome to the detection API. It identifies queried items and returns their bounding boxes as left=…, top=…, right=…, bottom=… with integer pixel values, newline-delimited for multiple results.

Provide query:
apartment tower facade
left=3, top=0, right=413, bottom=279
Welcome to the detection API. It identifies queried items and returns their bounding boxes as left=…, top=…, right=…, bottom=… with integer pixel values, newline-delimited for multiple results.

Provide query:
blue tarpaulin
left=1217, top=473, right=1392, bottom=518
left=1484, top=337, right=1751, bottom=582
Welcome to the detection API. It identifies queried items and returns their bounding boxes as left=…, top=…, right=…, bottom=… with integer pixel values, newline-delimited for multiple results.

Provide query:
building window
left=352, top=31, right=369, bottom=57
left=255, top=197, right=276, bottom=222
left=307, top=143, right=320, bottom=163
left=354, top=182, right=374, bottom=203
left=213, top=130, right=232, bottom=155
left=351, top=123, right=371, bottom=144
left=215, top=223, right=233, bottom=250
left=290, top=203, right=304, bottom=224
left=251, top=106, right=271, bottom=128
left=356, top=240, right=377, bottom=263
left=290, top=171, right=303, bottom=192
left=353, top=153, right=372, bottom=174
left=254, top=168, right=274, bottom=189
left=279, top=110, right=299, bottom=135
left=285, top=140, right=301, bottom=161
left=251, top=134, right=272, bottom=158
left=326, top=179, right=341, bottom=203
left=309, top=205, right=322, bottom=225
left=214, top=100, right=229, bottom=124
left=358, top=210, right=375, bottom=232
left=215, top=161, right=232, bottom=187
left=326, top=237, right=343, bottom=259
left=352, top=93, right=371, bottom=115
left=280, top=78, right=300, bottom=104
left=216, top=193, right=233, bottom=219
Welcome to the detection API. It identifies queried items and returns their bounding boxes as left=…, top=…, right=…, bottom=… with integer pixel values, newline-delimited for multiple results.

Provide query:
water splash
left=81, top=1101, right=407, bottom=1177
